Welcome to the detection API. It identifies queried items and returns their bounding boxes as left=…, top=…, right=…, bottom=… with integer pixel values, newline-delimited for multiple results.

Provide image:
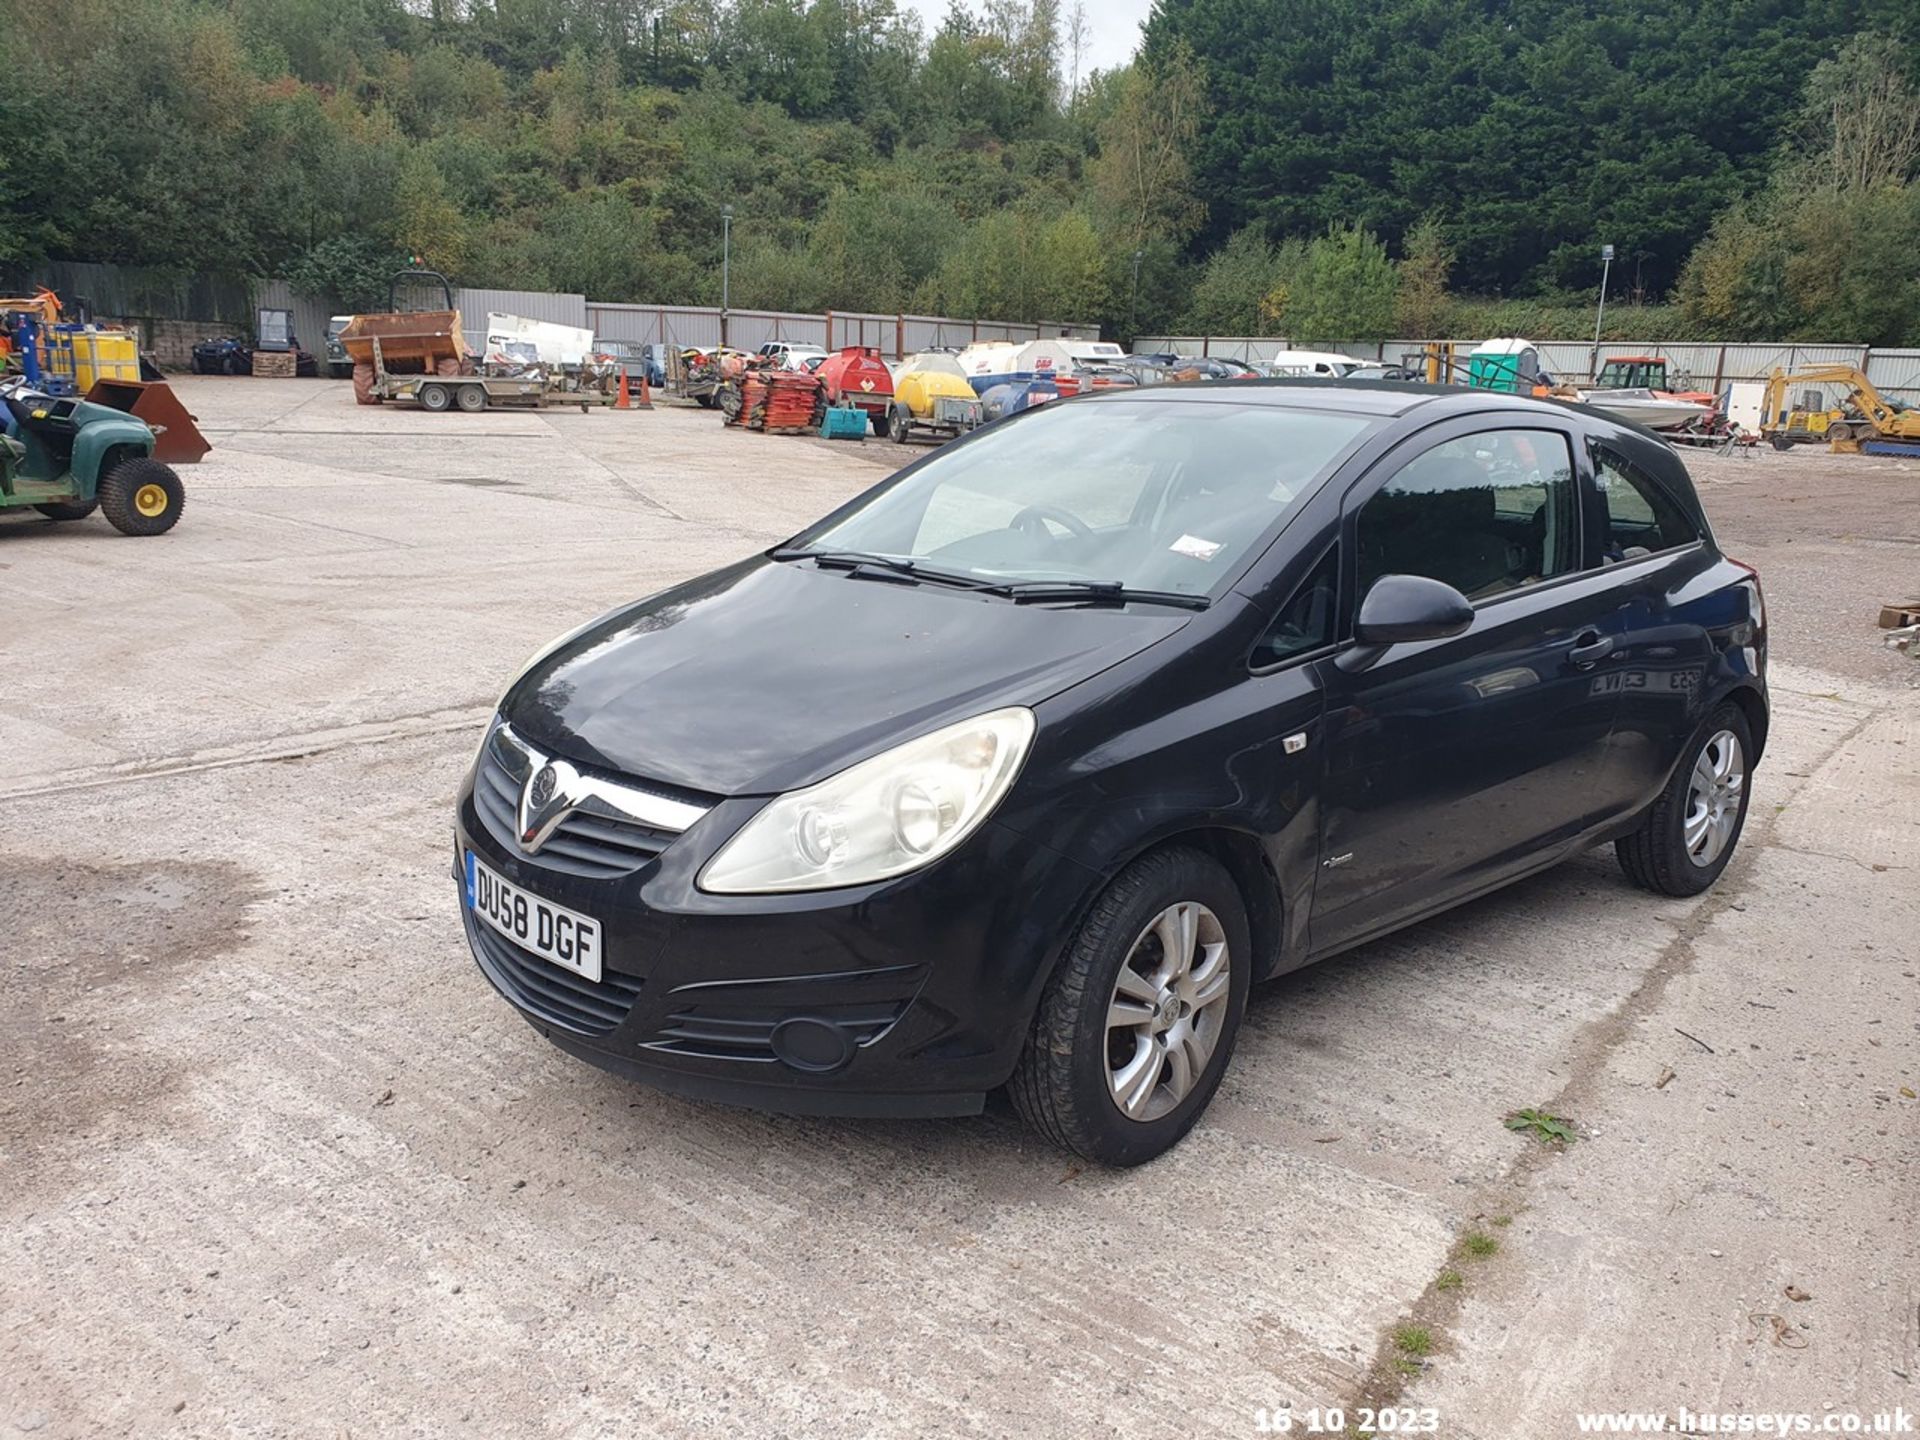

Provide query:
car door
left=1583, top=437, right=1721, bottom=810
left=1309, top=419, right=1628, bottom=953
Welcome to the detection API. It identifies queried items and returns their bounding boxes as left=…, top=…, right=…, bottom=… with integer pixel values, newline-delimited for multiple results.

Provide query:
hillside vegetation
left=2, top=0, right=1915, bottom=342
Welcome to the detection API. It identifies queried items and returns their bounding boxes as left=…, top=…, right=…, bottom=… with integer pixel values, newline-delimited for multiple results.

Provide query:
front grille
left=465, top=910, right=644, bottom=1037
left=470, top=723, right=711, bottom=880
left=644, top=964, right=926, bottom=1062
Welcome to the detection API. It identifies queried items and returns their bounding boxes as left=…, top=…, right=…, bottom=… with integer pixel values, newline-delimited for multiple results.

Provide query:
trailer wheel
left=419, top=383, right=452, bottom=412
left=888, top=407, right=912, bottom=444
left=456, top=385, right=486, bottom=413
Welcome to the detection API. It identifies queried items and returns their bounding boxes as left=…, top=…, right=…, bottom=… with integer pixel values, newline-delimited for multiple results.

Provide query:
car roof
left=1069, top=376, right=1669, bottom=429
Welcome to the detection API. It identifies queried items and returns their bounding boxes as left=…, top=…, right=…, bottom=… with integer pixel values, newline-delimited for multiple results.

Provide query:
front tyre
left=98, top=457, right=185, bottom=536
left=1010, top=848, right=1251, bottom=1166
left=1616, top=702, right=1754, bottom=897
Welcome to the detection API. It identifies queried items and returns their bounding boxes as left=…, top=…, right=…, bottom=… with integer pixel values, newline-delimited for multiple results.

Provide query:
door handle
left=1568, top=632, right=1616, bottom=667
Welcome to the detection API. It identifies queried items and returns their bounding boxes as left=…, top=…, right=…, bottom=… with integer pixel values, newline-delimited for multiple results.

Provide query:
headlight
left=699, top=707, right=1036, bottom=894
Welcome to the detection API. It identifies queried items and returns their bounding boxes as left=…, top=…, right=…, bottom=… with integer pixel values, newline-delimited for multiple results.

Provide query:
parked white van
left=1267, top=348, right=1366, bottom=377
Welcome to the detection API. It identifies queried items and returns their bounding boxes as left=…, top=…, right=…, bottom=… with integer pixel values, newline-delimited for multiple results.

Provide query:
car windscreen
left=791, top=400, right=1376, bottom=597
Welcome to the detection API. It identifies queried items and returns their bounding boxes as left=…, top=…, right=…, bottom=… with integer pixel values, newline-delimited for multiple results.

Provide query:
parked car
left=1344, top=363, right=1419, bottom=382
left=454, top=381, right=1767, bottom=1166
left=325, top=315, right=353, bottom=378
left=756, top=341, right=828, bottom=370
left=1168, top=355, right=1259, bottom=380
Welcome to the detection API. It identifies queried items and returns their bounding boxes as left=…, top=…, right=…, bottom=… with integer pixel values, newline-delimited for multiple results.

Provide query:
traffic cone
left=616, top=371, right=632, bottom=410
left=636, top=374, right=653, bottom=410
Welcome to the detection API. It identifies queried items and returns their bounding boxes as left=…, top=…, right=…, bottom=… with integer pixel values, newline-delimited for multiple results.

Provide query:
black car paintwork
left=460, top=381, right=1766, bottom=1115
left=502, top=557, right=1189, bottom=797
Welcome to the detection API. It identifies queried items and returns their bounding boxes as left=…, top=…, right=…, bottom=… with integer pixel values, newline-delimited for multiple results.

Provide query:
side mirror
left=1355, top=574, right=1475, bottom=645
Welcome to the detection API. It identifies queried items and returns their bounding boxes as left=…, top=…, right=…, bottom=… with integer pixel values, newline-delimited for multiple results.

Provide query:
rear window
left=1593, top=446, right=1700, bottom=560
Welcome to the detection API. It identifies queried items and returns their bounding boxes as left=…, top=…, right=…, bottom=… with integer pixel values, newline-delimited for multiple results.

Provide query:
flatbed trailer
left=363, top=336, right=608, bottom=413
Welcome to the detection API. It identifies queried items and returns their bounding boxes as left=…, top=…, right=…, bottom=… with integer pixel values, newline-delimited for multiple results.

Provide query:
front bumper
left=454, top=777, right=1099, bottom=1118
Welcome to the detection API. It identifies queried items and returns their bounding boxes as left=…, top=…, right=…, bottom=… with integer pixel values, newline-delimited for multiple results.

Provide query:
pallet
left=1878, top=602, right=1920, bottom=630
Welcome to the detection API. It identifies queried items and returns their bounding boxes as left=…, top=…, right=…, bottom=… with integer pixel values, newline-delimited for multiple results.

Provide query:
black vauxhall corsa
left=455, top=381, right=1767, bottom=1165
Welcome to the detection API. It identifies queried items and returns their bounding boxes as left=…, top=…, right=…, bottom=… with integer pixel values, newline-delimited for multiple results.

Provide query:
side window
left=1593, top=447, right=1700, bottom=561
left=1356, top=429, right=1578, bottom=602
left=1255, top=548, right=1338, bottom=667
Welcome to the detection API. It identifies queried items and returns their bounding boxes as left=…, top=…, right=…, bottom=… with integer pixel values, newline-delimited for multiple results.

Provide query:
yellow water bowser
left=49, top=328, right=140, bottom=390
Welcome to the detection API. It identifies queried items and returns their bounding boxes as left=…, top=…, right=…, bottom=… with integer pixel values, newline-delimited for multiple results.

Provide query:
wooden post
left=1713, top=344, right=1726, bottom=393
left=896, top=313, right=905, bottom=361
left=825, top=310, right=833, bottom=350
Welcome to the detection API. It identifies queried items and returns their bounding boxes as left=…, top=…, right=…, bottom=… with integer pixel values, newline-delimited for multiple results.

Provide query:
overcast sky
left=898, top=0, right=1153, bottom=79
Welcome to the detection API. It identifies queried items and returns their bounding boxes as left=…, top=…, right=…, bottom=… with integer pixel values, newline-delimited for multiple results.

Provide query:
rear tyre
left=888, top=406, right=912, bottom=444
left=455, top=384, right=486, bottom=413
left=1616, top=702, right=1754, bottom=897
left=98, top=457, right=185, bottom=536
left=34, top=499, right=98, bottom=521
left=418, top=382, right=452, bottom=412
left=1009, top=848, right=1251, bottom=1167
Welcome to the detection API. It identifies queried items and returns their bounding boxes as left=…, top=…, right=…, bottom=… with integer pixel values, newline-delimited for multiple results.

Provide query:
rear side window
left=1256, top=548, right=1338, bottom=667
left=1356, top=429, right=1578, bottom=602
left=1593, top=447, right=1700, bottom=561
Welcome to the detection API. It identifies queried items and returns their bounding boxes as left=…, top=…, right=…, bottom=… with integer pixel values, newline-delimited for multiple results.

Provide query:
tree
left=1791, top=34, right=1920, bottom=192
left=1144, top=0, right=1883, bottom=294
left=1088, top=45, right=1206, bottom=251
left=1285, top=226, right=1397, bottom=342
left=286, top=235, right=411, bottom=310
left=1394, top=216, right=1453, bottom=338
left=1184, top=225, right=1281, bottom=334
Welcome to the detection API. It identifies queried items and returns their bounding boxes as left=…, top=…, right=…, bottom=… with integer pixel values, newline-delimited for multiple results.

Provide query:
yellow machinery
left=1760, top=364, right=1920, bottom=451
left=0, top=288, right=62, bottom=377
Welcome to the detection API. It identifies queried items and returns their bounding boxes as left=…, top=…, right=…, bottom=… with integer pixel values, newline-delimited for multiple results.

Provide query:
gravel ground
left=0, top=381, right=1913, bottom=1439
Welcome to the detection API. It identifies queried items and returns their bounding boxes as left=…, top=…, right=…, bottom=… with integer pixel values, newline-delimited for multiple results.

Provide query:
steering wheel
left=1010, top=504, right=1094, bottom=543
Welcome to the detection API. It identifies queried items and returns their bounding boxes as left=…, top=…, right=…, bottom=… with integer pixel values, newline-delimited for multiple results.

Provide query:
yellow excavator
left=1760, top=364, right=1920, bottom=452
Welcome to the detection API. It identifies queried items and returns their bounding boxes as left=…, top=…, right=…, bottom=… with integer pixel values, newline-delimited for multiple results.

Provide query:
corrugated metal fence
left=4, top=260, right=1092, bottom=366
left=586, top=304, right=1092, bottom=359
left=1138, top=336, right=1920, bottom=405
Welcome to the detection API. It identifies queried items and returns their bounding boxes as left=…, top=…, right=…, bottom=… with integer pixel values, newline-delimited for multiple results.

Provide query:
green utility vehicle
left=1, top=384, right=185, bottom=534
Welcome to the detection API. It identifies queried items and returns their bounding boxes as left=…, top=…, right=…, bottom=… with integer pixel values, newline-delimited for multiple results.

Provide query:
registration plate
left=465, top=851, right=603, bottom=983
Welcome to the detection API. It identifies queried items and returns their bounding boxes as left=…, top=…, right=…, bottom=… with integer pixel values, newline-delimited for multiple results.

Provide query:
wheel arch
left=1719, top=681, right=1768, bottom=763
left=1041, top=825, right=1287, bottom=1000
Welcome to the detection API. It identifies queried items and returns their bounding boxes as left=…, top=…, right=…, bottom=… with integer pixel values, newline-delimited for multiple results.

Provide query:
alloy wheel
left=1684, top=728, right=1745, bottom=867
left=1105, top=902, right=1231, bottom=1122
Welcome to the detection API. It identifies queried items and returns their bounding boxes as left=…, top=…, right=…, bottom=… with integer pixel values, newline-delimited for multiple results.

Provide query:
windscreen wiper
left=768, top=547, right=1003, bottom=593
left=999, top=580, right=1211, bottom=611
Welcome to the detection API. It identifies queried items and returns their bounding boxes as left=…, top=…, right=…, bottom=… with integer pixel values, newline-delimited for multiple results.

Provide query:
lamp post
left=1129, top=249, right=1144, bottom=341
left=720, top=204, right=734, bottom=348
left=1591, top=242, right=1614, bottom=378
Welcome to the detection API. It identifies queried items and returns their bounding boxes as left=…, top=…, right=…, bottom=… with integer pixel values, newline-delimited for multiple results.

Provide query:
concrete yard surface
left=1, top=379, right=1915, bottom=1438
